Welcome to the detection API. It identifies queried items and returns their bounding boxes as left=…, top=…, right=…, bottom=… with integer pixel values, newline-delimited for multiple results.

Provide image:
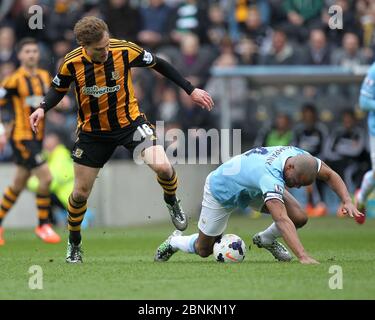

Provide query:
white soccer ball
left=213, top=234, right=246, bottom=263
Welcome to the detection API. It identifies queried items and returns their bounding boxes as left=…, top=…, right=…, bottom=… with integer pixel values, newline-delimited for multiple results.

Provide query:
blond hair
left=74, top=16, right=109, bottom=46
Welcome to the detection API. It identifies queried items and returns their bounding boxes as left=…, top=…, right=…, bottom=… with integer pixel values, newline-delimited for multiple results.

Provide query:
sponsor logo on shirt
left=82, top=85, right=120, bottom=98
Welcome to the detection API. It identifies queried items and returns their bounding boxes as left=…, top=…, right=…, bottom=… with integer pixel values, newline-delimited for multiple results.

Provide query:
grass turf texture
left=0, top=215, right=374, bottom=299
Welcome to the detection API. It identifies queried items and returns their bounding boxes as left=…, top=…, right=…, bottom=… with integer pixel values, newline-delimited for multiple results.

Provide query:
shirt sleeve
left=127, top=42, right=156, bottom=68
left=51, top=60, right=73, bottom=92
left=259, top=175, right=285, bottom=204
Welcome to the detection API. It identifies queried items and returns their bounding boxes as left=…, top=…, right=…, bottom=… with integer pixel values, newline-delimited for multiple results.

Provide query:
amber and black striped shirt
left=52, top=39, right=156, bottom=132
left=0, top=67, right=50, bottom=141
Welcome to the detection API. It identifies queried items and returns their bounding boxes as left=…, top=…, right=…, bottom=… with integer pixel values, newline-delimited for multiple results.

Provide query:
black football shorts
left=10, top=139, right=45, bottom=170
left=71, top=115, right=159, bottom=168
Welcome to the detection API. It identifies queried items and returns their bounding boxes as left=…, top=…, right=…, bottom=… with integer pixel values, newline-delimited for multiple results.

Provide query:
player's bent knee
left=40, top=175, right=52, bottom=188
left=154, top=163, right=172, bottom=177
left=294, top=216, right=308, bottom=229
left=71, top=190, right=89, bottom=203
left=196, top=244, right=213, bottom=258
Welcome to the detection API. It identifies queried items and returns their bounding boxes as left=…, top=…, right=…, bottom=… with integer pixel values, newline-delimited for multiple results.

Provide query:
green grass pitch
left=1, top=215, right=374, bottom=300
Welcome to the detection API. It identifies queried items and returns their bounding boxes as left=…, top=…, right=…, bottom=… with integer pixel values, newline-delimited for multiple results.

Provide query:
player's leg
left=143, top=144, right=188, bottom=231
left=155, top=174, right=229, bottom=261
left=66, top=131, right=116, bottom=262
left=69, top=163, right=99, bottom=241
left=354, top=134, right=375, bottom=223
left=125, top=116, right=187, bottom=230
left=0, top=166, right=30, bottom=245
left=253, top=190, right=305, bottom=261
left=65, top=163, right=100, bottom=263
left=32, top=163, right=60, bottom=243
left=356, top=170, right=374, bottom=208
left=32, top=163, right=52, bottom=226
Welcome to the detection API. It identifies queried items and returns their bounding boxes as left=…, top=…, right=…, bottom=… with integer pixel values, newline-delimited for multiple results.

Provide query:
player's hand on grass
left=338, top=202, right=364, bottom=219
left=29, top=107, right=45, bottom=134
left=190, top=88, right=214, bottom=111
left=299, top=255, right=320, bottom=265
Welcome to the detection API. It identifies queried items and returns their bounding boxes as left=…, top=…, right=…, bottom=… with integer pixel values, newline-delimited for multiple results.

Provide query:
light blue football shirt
left=209, top=146, right=320, bottom=210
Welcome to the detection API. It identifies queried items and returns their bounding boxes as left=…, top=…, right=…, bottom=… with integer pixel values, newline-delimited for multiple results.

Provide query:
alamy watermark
left=133, top=121, right=242, bottom=169
left=328, top=5, right=343, bottom=30
left=28, top=265, right=43, bottom=290
left=28, top=5, right=43, bottom=30
left=328, top=265, right=343, bottom=290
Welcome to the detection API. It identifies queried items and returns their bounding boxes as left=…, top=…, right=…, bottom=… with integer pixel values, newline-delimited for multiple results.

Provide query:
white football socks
left=358, top=170, right=375, bottom=204
left=170, top=233, right=198, bottom=253
left=259, top=223, right=281, bottom=244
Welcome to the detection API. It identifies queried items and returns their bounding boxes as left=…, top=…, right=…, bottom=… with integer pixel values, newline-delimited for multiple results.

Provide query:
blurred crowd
left=0, top=0, right=374, bottom=164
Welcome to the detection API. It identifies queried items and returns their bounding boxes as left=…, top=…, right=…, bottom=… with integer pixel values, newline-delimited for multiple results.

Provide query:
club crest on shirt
left=274, top=184, right=284, bottom=194
left=111, top=71, right=120, bottom=81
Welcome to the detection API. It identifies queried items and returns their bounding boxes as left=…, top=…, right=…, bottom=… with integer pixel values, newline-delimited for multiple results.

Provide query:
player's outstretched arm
left=317, top=161, right=364, bottom=218
left=152, top=56, right=214, bottom=111
left=266, top=199, right=319, bottom=264
left=29, top=87, right=66, bottom=133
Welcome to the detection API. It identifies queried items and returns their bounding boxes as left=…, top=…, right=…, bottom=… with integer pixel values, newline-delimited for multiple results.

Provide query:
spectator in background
left=235, top=36, right=259, bottom=65
left=322, top=0, right=362, bottom=48
left=0, top=26, right=18, bottom=66
left=157, top=86, right=180, bottom=130
left=137, top=0, right=171, bottom=48
left=292, top=103, right=329, bottom=217
left=293, top=103, right=328, bottom=163
left=206, top=2, right=228, bottom=49
left=169, top=0, right=209, bottom=45
left=233, top=0, right=271, bottom=28
left=302, top=29, right=331, bottom=65
left=177, top=88, right=215, bottom=159
left=0, top=0, right=13, bottom=22
left=51, top=39, right=73, bottom=63
left=44, top=0, right=82, bottom=45
left=101, top=0, right=140, bottom=42
left=168, top=33, right=216, bottom=88
left=205, top=50, right=247, bottom=131
left=356, top=0, right=375, bottom=60
left=324, top=109, right=369, bottom=201
left=282, top=0, right=324, bottom=42
left=259, top=28, right=302, bottom=65
left=254, top=112, right=293, bottom=147
left=331, top=32, right=370, bottom=67
left=240, top=6, right=272, bottom=54
left=177, top=87, right=213, bottom=133
left=12, top=0, right=47, bottom=42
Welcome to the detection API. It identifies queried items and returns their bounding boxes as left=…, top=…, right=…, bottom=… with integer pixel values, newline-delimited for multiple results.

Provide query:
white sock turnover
left=170, top=233, right=198, bottom=253
left=259, top=223, right=281, bottom=244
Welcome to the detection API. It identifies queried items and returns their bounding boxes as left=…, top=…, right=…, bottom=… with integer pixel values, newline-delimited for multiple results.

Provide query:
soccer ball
left=213, top=234, right=246, bottom=263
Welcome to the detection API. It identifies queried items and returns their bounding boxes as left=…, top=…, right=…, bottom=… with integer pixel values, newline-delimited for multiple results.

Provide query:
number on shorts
left=136, top=124, right=153, bottom=138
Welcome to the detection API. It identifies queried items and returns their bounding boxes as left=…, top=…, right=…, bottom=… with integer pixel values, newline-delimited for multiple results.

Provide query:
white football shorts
left=198, top=174, right=234, bottom=237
